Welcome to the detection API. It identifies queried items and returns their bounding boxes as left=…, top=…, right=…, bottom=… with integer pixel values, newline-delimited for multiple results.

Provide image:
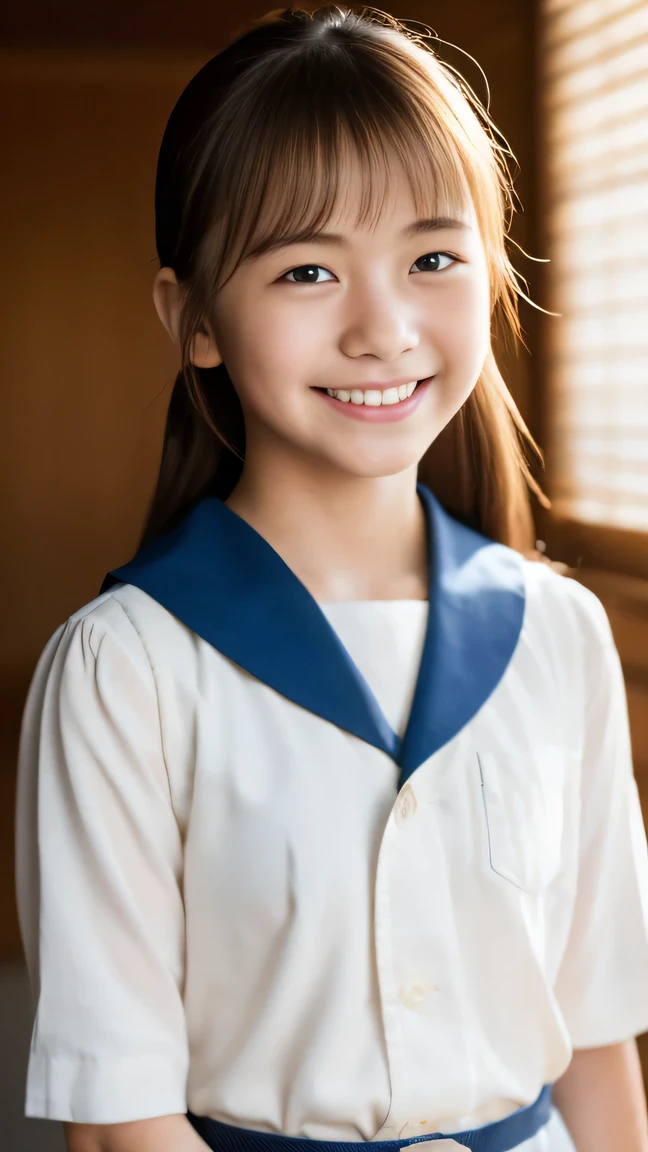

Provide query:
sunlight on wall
left=541, top=0, right=648, bottom=530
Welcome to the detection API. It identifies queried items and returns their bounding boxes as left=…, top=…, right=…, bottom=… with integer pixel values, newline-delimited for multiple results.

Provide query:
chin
left=332, top=426, right=446, bottom=478
left=328, top=447, right=424, bottom=480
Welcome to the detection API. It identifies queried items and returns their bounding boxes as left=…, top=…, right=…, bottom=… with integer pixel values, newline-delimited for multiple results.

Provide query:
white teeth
left=326, top=381, right=420, bottom=405
left=381, top=388, right=400, bottom=405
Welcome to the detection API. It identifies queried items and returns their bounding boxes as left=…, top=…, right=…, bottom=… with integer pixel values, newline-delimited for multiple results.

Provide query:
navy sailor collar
left=100, top=484, right=525, bottom=787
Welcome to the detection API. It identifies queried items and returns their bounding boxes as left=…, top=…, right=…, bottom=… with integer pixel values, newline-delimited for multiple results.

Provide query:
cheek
left=220, top=309, right=307, bottom=415
left=434, top=277, right=491, bottom=377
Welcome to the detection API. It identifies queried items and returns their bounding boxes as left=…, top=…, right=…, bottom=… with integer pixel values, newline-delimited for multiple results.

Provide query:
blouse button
left=398, top=982, right=429, bottom=1010
left=394, top=783, right=418, bottom=826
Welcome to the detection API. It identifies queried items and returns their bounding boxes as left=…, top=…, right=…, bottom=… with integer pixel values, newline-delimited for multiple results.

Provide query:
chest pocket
left=477, top=746, right=568, bottom=894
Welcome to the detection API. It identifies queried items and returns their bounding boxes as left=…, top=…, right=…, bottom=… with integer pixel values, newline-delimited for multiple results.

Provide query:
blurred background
left=1, top=0, right=647, bottom=1147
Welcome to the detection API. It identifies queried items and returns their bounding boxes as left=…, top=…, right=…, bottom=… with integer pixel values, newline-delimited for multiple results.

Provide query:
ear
left=152, top=266, right=223, bottom=369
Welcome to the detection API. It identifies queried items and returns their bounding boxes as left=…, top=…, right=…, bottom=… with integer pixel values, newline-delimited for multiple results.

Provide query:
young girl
left=15, top=5, right=648, bottom=1151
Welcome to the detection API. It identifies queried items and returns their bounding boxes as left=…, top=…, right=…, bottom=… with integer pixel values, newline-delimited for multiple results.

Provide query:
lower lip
left=315, top=377, right=434, bottom=422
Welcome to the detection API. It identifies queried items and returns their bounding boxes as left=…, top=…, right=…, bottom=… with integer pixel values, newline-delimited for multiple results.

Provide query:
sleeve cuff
left=25, top=1050, right=188, bottom=1124
left=567, top=1001, right=648, bottom=1051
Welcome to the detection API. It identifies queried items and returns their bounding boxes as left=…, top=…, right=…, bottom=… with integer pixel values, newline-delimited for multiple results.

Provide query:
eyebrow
left=253, top=217, right=471, bottom=258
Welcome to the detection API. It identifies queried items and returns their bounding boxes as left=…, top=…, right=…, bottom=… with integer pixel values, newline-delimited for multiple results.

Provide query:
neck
left=225, top=449, right=428, bottom=603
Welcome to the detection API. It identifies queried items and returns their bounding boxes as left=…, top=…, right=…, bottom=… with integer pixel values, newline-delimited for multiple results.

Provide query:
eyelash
left=279, top=252, right=459, bottom=284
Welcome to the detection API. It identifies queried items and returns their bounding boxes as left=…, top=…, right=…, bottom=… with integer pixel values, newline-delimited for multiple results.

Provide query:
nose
left=339, top=281, right=420, bottom=363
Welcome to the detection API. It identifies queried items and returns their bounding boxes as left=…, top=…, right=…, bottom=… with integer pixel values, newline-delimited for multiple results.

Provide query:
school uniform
left=15, top=483, right=648, bottom=1150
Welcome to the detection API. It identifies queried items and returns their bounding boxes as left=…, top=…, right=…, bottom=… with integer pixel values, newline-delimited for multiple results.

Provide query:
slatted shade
left=541, top=0, right=648, bottom=531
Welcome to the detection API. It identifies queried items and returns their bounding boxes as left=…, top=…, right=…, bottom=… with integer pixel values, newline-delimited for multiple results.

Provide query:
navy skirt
left=187, top=1083, right=552, bottom=1152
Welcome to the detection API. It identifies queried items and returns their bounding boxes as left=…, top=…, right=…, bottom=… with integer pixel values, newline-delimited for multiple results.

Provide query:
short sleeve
left=553, top=581, right=648, bottom=1048
left=14, top=595, right=189, bottom=1123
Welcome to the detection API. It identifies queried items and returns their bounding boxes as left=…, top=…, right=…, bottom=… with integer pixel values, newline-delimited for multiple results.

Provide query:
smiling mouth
left=314, top=381, right=422, bottom=407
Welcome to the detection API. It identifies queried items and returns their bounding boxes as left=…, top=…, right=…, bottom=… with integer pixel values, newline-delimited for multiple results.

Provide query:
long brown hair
left=144, top=2, right=548, bottom=551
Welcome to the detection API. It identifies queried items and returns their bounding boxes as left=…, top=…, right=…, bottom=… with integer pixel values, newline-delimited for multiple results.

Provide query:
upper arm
left=15, top=596, right=189, bottom=1124
left=63, top=1112, right=206, bottom=1152
left=552, top=1039, right=648, bottom=1149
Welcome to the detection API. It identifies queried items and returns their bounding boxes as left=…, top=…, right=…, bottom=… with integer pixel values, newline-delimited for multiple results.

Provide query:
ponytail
left=139, top=364, right=244, bottom=549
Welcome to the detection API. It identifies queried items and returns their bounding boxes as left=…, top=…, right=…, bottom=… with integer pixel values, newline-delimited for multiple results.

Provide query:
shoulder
left=30, top=583, right=189, bottom=703
left=520, top=556, right=616, bottom=664
left=61, top=581, right=189, bottom=649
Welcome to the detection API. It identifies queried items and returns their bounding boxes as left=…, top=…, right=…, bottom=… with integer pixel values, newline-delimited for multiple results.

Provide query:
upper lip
left=324, top=375, right=432, bottom=392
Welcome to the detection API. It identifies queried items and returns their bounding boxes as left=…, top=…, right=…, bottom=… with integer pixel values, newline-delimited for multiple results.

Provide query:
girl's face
left=198, top=153, right=491, bottom=481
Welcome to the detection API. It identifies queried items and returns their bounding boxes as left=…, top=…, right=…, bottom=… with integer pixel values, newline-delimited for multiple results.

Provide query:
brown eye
left=281, top=265, right=335, bottom=284
left=412, top=252, right=456, bottom=273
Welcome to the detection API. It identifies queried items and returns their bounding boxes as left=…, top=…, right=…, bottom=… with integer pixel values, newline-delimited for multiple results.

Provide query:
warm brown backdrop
left=2, top=0, right=647, bottom=1081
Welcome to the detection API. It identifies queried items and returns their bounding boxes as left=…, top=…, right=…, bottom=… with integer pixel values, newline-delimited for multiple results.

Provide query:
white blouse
left=14, top=556, right=648, bottom=1143
left=320, top=599, right=429, bottom=739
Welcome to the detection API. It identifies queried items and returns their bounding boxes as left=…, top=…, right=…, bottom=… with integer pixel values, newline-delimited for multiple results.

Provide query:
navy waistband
left=187, top=1085, right=552, bottom=1152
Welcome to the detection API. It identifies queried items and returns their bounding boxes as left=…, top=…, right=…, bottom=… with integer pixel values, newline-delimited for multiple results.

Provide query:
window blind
left=540, top=0, right=648, bottom=531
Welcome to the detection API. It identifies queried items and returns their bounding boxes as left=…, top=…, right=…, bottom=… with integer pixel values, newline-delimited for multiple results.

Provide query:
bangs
left=198, top=34, right=488, bottom=293
left=244, top=118, right=469, bottom=258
